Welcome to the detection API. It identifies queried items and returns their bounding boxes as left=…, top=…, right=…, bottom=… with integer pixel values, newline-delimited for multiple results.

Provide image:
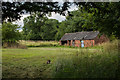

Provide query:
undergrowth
left=52, top=40, right=119, bottom=78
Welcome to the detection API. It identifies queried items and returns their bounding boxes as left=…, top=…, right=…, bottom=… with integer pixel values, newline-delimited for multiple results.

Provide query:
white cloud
left=68, top=4, right=78, bottom=11
left=12, top=14, right=30, bottom=32
left=12, top=5, right=78, bottom=32
left=48, top=12, right=66, bottom=22
left=47, top=4, right=78, bottom=22
left=12, top=14, right=30, bottom=27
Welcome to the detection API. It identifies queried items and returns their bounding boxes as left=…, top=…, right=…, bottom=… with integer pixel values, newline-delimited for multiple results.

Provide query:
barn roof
left=60, top=31, right=99, bottom=41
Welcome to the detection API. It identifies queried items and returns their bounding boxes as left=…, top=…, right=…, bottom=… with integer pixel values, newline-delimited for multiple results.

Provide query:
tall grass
left=52, top=40, right=119, bottom=78
left=19, top=40, right=59, bottom=47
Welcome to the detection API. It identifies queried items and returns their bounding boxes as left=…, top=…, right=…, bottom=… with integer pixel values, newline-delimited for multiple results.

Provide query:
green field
left=2, top=47, right=78, bottom=78
left=2, top=40, right=119, bottom=78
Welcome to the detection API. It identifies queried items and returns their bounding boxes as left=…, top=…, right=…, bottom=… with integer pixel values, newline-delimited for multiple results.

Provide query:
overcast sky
left=12, top=4, right=78, bottom=31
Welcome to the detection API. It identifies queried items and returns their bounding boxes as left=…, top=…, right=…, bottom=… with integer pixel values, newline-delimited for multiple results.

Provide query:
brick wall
left=94, top=34, right=109, bottom=44
left=73, top=40, right=95, bottom=47
left=71, top=40, right=73, bottom=46
left=67, top=40, right=69, bottom=46
left=60, top=40, right=95, bottom=47
left=83, top=40, right=95, bottom=47
left=59, top=40, right=61, bottom=45
left=75, top=40, right=81, bottom=47
left=60, top=34, right=109, bottom=47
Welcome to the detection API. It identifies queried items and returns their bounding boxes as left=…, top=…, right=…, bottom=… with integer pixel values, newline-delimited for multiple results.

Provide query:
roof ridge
left=61, top=31, right=99, bottom=41
left=65, top=32, right=76, bottom=34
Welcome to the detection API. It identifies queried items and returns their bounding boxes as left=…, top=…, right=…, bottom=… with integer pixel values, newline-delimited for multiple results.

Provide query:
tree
left=55, top=9, right=95, bottom=40
left=41, top=19, right=59, bottom=40
left=3, top=2, right=120, bottom=40
left=73, top=2, right=120, bottom=39
left=2, top=22, right=21, bottom=43
left=2, top=2, right=72, bottom=22
left=23, top=13, right=59, bottom=40
left=55, top=21, right=69, bottom=40
left=55, top=2, right=120, bottom=40
left=22, top=12, right=48, bottom=40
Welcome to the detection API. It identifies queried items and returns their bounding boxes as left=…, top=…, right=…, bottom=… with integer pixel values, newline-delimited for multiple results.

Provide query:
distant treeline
left=2, top=2, right=120, bottom=43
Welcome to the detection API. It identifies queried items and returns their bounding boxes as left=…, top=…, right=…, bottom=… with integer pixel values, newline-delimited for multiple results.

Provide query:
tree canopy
left=41, top=19, right=59, bottom=40
left=2, top=2, right=72, bottom=22
left=2, top=22, right=21, bottom=43
left=22, top=12, right=59, bottom=40
left=75, top=2, right=120, bottom=39
left=54, top=2, right=120, bottom=40
left=2, top=2, right=120, bottom=41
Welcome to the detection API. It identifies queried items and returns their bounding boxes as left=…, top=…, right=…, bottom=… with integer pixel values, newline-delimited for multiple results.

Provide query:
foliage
left=52, top=40, right=119, bottom=78
left=55, top=2, right=120, bottom=40
left=55, top=21, right=69, bottom=40
left=3, top=2, right=120, bottom=41
left=55, top=9, right=96, bottom=40
left=41, top=19, right=59, bottom=40
left=22, top=13, right=47, bottom=40
left=74, top=2, right=120, bottom=39
left=2, top=22, right=21, bottom=43
left=2, top=2, right=71, bottom=22
left=22, top=13, right=59, bottom=40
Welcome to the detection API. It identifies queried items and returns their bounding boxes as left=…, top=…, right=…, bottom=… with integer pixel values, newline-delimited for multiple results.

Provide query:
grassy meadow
left=2, top=40, right=119, bottom=78
left=19, top=40, right=59, bottom=47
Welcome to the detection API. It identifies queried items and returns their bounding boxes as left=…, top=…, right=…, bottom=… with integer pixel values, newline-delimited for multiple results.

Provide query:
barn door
left=69, top=40, right=71, bottom=46
left=81, top=40, right=84, bottom=47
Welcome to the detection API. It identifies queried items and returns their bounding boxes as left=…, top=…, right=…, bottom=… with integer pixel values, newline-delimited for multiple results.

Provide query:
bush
left=3, top=42, right=27, bottom=49
left=98, top=40, right=118, bottom=53
left=2, top=22, right=21, bottom=43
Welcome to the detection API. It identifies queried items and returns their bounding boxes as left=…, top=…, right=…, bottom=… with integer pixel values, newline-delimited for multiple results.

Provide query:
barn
left=60, top=31, right=109, bottom=47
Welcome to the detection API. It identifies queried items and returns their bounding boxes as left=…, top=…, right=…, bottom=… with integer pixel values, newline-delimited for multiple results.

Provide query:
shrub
left=2, top=22, right=21, bottom=43
left=99, top=40, right=118, bottom=53
left=3, top=42, right=27, bottom=49
left=2, top=22, right=24, bottom=48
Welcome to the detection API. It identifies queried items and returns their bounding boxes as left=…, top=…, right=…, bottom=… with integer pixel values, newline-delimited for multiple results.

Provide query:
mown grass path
left=3, top=47, right=88, bottom=78
left=2, top=47, right=117, bottom=78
